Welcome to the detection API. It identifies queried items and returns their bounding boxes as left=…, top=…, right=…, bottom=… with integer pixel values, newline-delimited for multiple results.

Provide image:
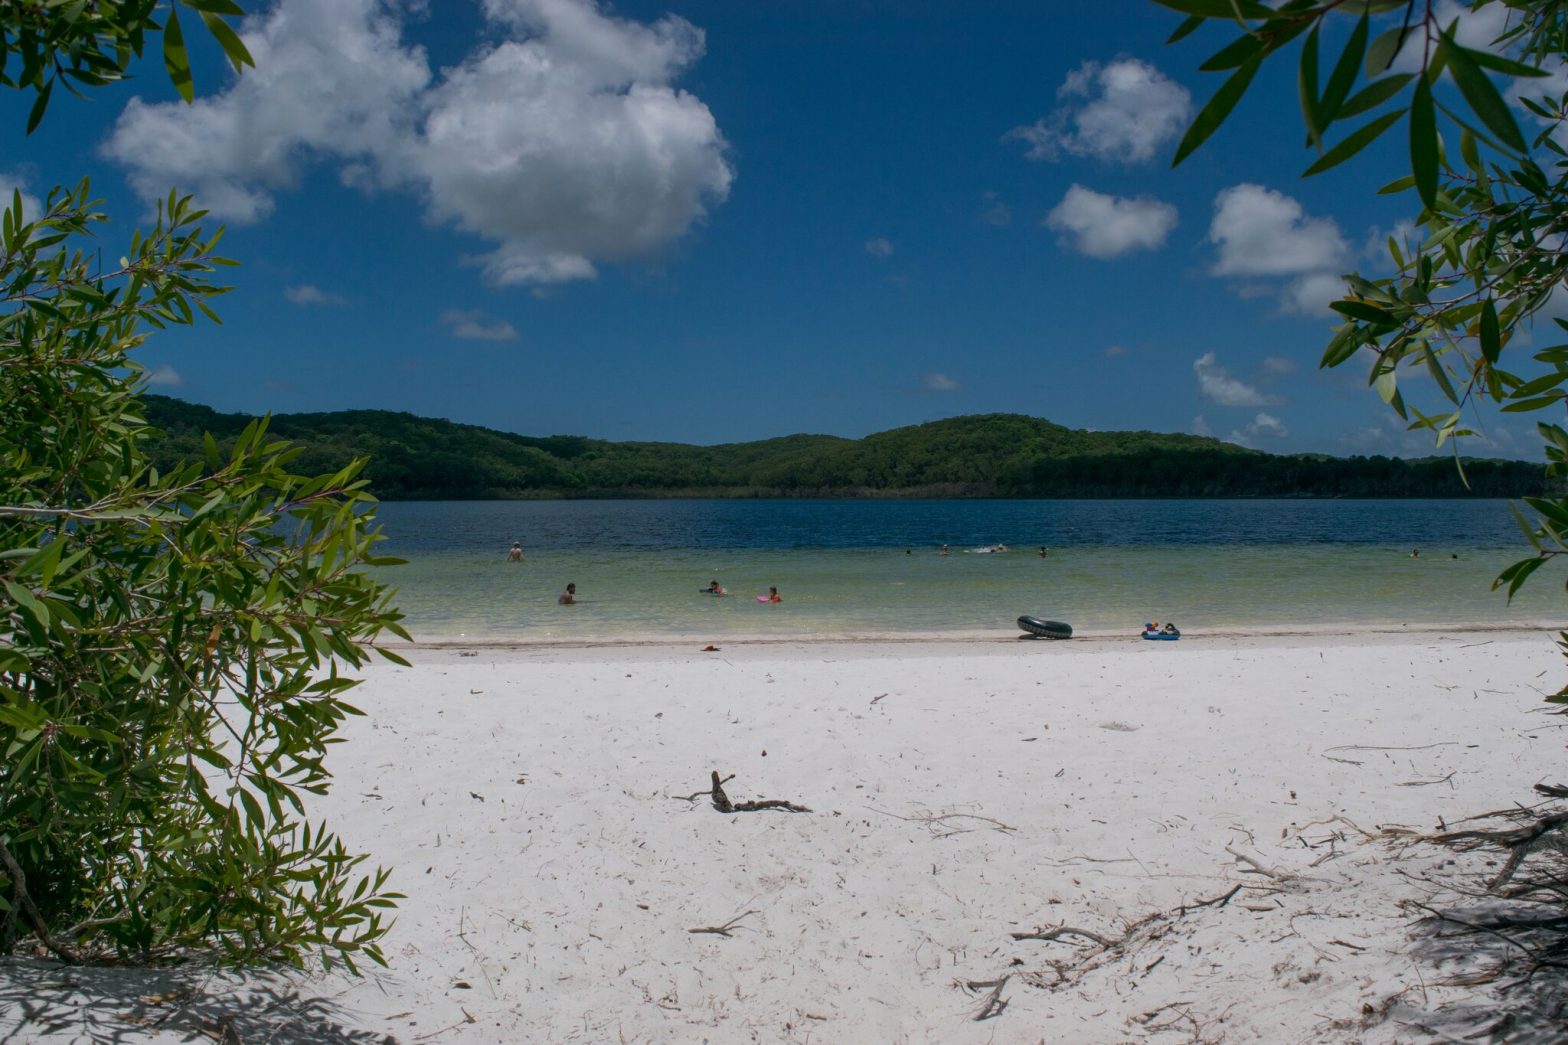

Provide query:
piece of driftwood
left=704, top=771, right=810, bottom=813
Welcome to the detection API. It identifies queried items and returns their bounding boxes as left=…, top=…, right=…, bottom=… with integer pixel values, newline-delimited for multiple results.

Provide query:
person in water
left=1411, top=548, right=1420, bottom=558
left=940, top=544, right=949, bottom=557
left=705, top=580, right=727, bottom=596
left=1038, top=546, right=1048, bottom=558
left=767, top=586, right=781, bottom=603
left=507, top=541, right=523, bottom=562
left=558, top=583, right=576, bottom=605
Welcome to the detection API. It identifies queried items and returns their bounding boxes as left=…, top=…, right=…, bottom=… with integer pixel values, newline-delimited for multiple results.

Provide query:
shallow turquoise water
left=366, top=500, right=1563, bottom=640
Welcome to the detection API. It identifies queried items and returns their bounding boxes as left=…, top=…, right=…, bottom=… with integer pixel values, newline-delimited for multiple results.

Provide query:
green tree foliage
left=1159, top=0, right=1568, bottom=695
left=142, top=395, right=1552, bottom=499
left=1, top=4, right=404, bottom=968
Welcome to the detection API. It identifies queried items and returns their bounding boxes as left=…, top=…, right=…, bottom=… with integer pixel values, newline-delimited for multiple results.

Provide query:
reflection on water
left=365, top=499, right=1563, bottom=640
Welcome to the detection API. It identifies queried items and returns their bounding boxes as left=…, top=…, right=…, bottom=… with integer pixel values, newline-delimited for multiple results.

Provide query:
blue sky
left=0, top=0, right=1531, bottom=456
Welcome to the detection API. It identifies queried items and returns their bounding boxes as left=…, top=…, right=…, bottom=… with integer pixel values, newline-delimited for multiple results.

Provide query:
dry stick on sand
left=870, top=807, right=1017, bottom=838
left=705, top=770, right=810, bottom=813
left=687, top=910, right=759, bottom=938
left=963, top=976, right=1010, bottom=1021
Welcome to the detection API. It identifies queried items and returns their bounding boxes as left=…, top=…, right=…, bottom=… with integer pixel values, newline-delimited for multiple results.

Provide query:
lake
left=366, top=499, right=1563, bottom=640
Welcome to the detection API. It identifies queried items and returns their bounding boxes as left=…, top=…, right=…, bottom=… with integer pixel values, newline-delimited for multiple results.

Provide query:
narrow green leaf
left=1303, top=108, right=1405, bottom=176
left=1365, top=24, right=1410, bottom=78
left=25, top=79, right=53, bottom=134
left=1299, top=23, right=1323, bottom=146
left=163, top=7, right=193, bottom=103
left=1440, top=36, right=1527, bottom=153
left=1339, top=72, right=1414, bottom=119
left=1167, top=14, right=1205, bottom=44
left=1319, top=14, right=1369, bottom=126
left=1331, top=299, right=1398, bottom=324
left=198, top=10, right=254, bottom=72
left=1409, top=75, right=1438, bottom=210
left=1174, top=53, right=1262, bottom=166
left=1479, top=297, right=1501, bottom=364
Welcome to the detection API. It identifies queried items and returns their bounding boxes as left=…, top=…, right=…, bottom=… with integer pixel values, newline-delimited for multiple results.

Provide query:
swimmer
left=940, top=544, right=949, bottom=557
left=558, top=583, right=576, bottom=605
left=767, top=586, right=781, bottom=604
left=1411, top=548, right=1420, bottom=558
left=507, top=541, right=523, bottom=562
left=1038, top=546, right=1048, bottom=558
left=704, top=580, right=727, bottom=596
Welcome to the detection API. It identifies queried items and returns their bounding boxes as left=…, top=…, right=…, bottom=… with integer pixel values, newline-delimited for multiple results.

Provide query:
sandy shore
left=6, top=628, right=1568, bottom=1043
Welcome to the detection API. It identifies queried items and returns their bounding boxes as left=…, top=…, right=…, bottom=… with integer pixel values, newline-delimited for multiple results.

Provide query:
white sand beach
left=7, top=627, right=1568, bottom=1043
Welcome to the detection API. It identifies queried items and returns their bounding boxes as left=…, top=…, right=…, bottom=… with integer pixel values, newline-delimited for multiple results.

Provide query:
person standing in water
left=767, top=586, right=781, bottom=603
left=940, top=544, right=949, bottom=557
left=558, top=583, right=576, bottom=605
left=507, top=541, right=523, bottom=562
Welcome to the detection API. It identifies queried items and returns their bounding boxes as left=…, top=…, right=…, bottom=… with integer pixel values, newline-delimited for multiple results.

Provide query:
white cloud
left=1045, top=184, right=1177, bottom=259
left=0, top=172, right=41, bottom=222
left=1280, top=271, right=1350, bottom=316
left=1261, top=356, right=1297, bottom=376
left=441, top=308, right=519, bottom=341
left=921, top=372, right=959, bottom=391
left=284, top=283, right=347, bottom=305
left=145, top=364, right=183, bottom=387
left=1006, top=58, right=1192, bottom=164
left=1190, top=415, right=1214, bottom=437
left=103, top=0, right=733, bottom=287
left=1193, top=351, right=1280, bottom=407
left=1105, top=344, right=1128, bottom=358
left=1210, top=183, right=1348, bottom=276
left=1228, top=412, right=1288, bottom=447
left=864, top=236, right=894, bottom=258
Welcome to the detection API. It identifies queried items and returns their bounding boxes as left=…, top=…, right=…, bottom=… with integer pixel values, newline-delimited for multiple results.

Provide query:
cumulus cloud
left=284, top=283, right=347, bottom=305
left=864, top=236, right=894, bottom=258
left=144, top=364, right=183, bottom=387
left=1006, top=58, right=1192, bottom=164
left=441, top=308, right=519, bottom=341
left=1210, top=184, right=1348, bottom=276
left=921, top=372, right=960, bottom=391
left=1190, top=415, right=1214, bottom=437
left=102, top=0, right=733, bottom=287
left=1193, top=351, right=1280, bottom=407
left=1261, top=356, right=1297, bottom=376
left=1228, top=412, right=1288, bottom=447
left=1280, top=271, right=1350, bottom=316
left=1105, top=344, right=1128, bottom=358
left=1045, top=184, right=1177, bottom=259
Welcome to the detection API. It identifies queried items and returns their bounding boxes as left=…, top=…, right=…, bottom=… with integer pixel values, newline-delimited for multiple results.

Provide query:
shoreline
left=394, top=616, right=1563, bottom=650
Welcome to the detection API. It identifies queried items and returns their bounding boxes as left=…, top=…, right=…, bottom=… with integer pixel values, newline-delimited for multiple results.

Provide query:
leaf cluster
left=1, top=0, right=254, bottom=131
left=1, top=185, right=406, bottom=967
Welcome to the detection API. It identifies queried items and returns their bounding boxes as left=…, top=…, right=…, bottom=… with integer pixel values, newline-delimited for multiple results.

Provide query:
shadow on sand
left=0, top=957, right=397, bottom=1044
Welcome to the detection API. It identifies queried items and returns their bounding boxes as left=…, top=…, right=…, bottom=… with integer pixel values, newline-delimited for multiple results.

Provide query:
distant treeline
left=140, top=395, right=1554, bottom=500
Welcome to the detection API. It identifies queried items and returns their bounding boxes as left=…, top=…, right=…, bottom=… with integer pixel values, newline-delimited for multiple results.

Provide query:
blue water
left=365, top=499, right=1564, bottom=640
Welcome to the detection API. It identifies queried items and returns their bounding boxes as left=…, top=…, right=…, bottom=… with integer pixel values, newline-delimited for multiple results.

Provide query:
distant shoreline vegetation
left=142, top=395, right=1556, bottom=501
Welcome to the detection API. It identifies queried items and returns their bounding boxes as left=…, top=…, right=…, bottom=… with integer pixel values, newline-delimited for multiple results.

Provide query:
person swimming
left=703, top=580, right=727, bottom=596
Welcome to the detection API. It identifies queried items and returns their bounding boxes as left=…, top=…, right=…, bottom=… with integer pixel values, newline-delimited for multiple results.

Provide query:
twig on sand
left=1226, top=846, right=1285, bottom=880
left=1178, top=884, right=1244, bottom=914
left=1009, top=925, right=1113, bottom=946
left=705, top=770, right=810, bottom=813
left=672, top=774, right=734, bottom=804
left=687, top=910, right=759, bottom=938
left=870, top=806, right=1017, bottom=838
left=1398, top=771, right=1456, bottom=788
left=962, top=976, right=1010, bottom=1021
left=870, top=692, right=888, bottom=705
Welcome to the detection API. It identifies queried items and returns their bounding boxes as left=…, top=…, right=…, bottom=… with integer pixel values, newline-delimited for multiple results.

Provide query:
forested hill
left=140, top=395, right=1552, bottom=500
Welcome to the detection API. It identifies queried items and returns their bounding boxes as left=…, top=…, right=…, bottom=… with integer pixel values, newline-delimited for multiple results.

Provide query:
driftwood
left=1430, top=810, right=1568, bottom=893
left=679, top=771, right=810, bottom=813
